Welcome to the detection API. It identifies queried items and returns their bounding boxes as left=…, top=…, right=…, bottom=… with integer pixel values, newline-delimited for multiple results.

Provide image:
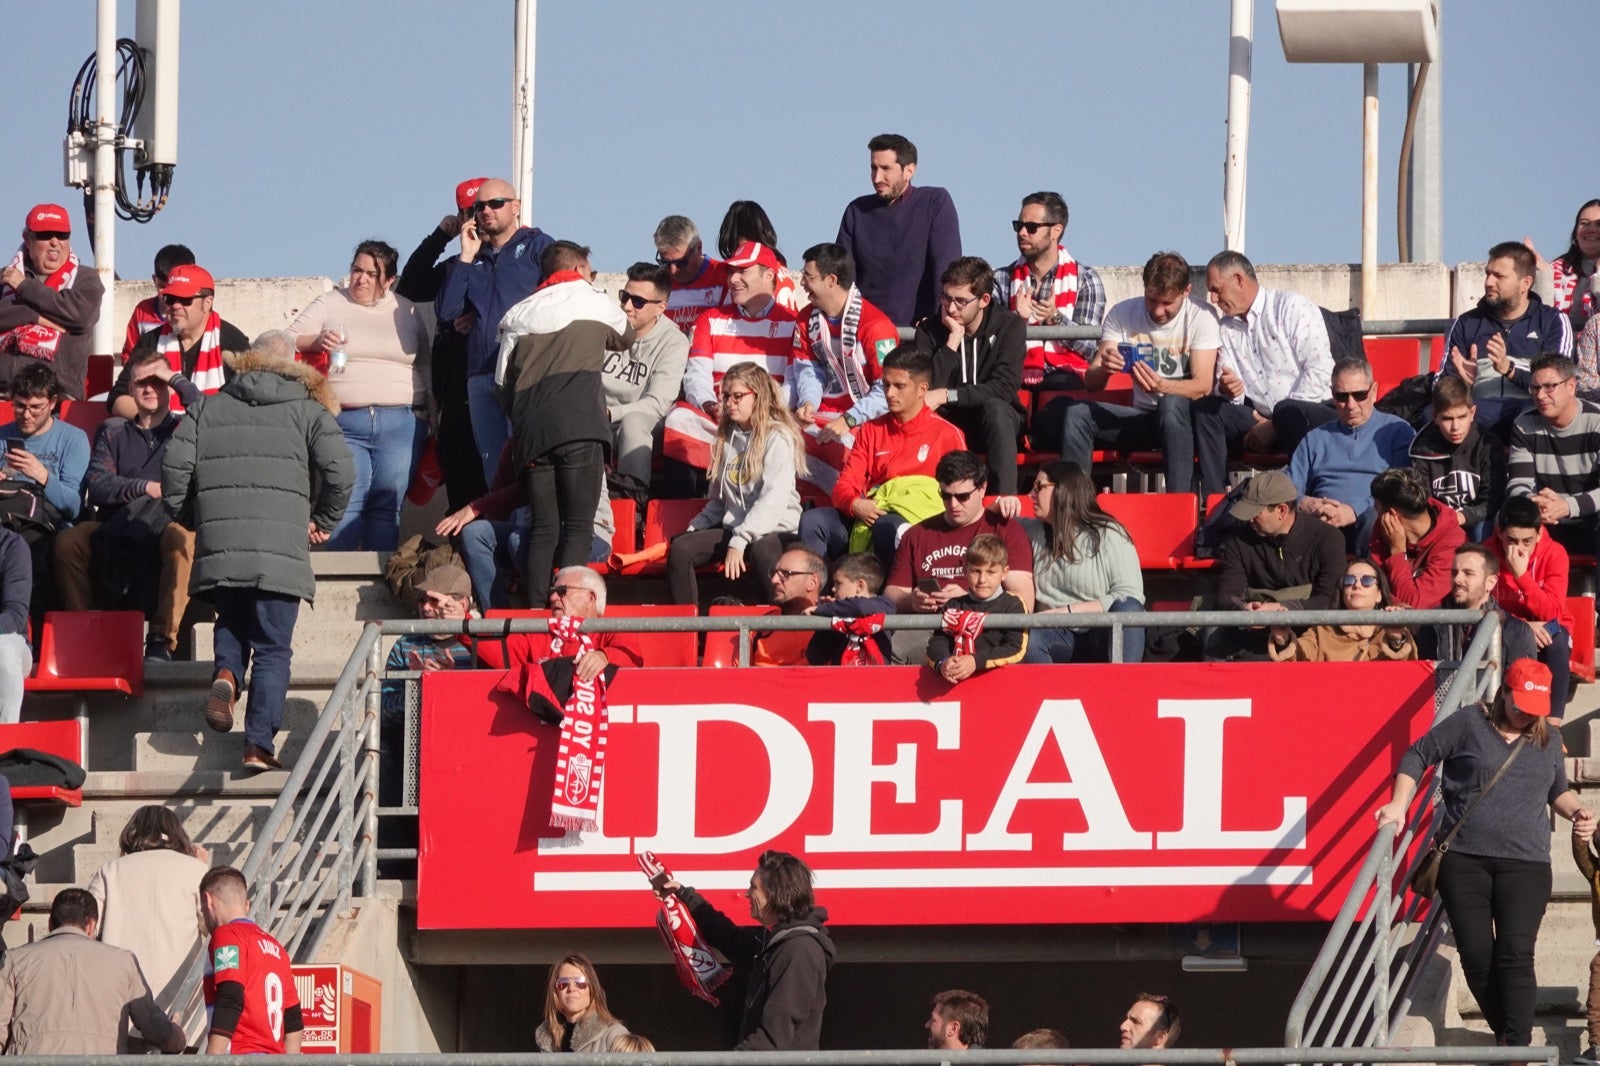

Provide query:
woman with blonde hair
left=534, top=953, right=628, bottom=1052
left=668, top=362, right=806, bottom=606
left=86, top=805, right=210, bottom=1022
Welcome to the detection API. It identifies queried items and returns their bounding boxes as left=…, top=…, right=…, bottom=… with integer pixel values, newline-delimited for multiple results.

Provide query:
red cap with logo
left=25, top=204, right=71, bottom=234
left=455, top=178, right=490, bottom=212
left=726, top=241, right=782, bottom=272
left=160, top=265, right=215, bottom=299
left=1504, top=658, right=1552, bottom=717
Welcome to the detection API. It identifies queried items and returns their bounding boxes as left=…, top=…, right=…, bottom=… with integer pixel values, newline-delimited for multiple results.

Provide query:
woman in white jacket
left=668, top=362, right=806, bottom=607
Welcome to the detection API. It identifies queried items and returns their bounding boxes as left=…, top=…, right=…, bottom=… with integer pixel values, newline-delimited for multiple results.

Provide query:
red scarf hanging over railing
left=942, top=608, right=988, bottom=658
left=547, top=615, right=609, bottom=835
left=831, top=614, right=887, bottom=665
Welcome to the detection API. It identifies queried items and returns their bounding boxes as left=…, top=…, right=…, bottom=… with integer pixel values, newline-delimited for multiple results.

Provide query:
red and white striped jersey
left=665, top=259, right=729, bottom=335
left=682, top=301, right=799, bottom=409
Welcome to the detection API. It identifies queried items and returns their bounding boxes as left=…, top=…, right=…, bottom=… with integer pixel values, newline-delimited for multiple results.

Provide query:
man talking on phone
left=1051, top=251, right=1219, bottom=497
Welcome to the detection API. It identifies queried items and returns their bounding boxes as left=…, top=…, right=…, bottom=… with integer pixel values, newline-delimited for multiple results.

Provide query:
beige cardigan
left=86, top=849, right=209, bottom=1007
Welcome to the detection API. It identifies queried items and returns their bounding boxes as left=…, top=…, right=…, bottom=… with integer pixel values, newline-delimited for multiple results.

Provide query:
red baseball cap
left=455, top=177, right=490, bottom=212
left=160, top=264, right=215, bottom=299
left=24, top=204, right=70, bottom=234
left=1504, top=659, right=1552, bottom=717
left=726, top=241, right=782, bottom=271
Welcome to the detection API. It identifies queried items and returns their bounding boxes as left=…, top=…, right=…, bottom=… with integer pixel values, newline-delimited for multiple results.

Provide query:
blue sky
left=1, top=1, right=1590, bottom=286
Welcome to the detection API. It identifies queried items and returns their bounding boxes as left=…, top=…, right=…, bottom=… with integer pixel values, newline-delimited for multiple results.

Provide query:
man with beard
left=836, top=134, right=961, bottom=326
left=993, top=191, right=1105, bottom=388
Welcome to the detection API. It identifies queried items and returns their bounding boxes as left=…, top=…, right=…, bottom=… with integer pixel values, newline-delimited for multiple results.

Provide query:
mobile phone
left=916, top=577, right=942, bottom=595
left=5, top=440, right=23, bottom=454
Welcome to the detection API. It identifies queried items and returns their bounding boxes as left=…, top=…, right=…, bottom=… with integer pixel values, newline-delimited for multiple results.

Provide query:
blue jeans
left=467, top=373, right=511, bottom=485
left=329, top=406, right=426, bottom=551
left=799, top=507, right=906, bottom=572
left=1060, top=394, right=1197, bottom=493
left=1023, top=596, right=1146, bottom=663
left=458, top=510, right=608, bottom=610
left=211, top=588, right=300, bottom=755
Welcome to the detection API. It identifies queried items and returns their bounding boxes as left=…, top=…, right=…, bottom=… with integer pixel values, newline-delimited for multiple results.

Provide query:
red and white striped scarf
left=155, top=312, right=228, bottom=412
left=548, top=615, right=610, bottom=835
left=942, top=608, right=988, bottom=658
left=0, top=247, right=80, bottom=362
left=831, top=614, right=887, bottom=665
left=639, top=851, right=731, bottom=1005
left=1554, top=256, right=1595, bottom=326
left=806, top=285, right=872, bottom=403
left=1007, top=248, right=1081, bottom=381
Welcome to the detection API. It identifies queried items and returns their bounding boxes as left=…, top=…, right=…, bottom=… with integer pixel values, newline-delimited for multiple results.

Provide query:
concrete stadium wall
left=111, top=262, right=1470, bottom=344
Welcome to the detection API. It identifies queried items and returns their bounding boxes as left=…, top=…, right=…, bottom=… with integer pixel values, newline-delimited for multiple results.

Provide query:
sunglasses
left=550, top=585, right=590, bottom=599
left=939, top=487, right=979, bottom=503
left=166, top=295, right=201, bottom=308
left=27, top=231, right=70, bottom=242
left=554, top=977, right=590, bottom=991
left=473, top=198, right=512, bottom=212
left=1341, top=573, right=1379, bottom=588
left=655, top=247, right=699, bottom=269
left=1331, top=388, right=1371, bottom=404
left=1011, top=220, right=1053, bottom=234
left=618, top=291, right=662, bottom=310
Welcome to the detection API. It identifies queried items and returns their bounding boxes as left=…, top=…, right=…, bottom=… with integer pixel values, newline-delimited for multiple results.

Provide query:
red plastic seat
left=1096, top=492, right=1197, bottom=571
left=25, top=611, right=144, bottom=696
left=1568, top=595, right=1595, bottom=684
left=0, top=720, right=84, bottom=808
left=982, top=494, right=1036, bottom=518
left=484, top=604, right=698, bottom=668
left=62, top=400, right=110, bottom=441
left=1363, top=337, right=1430, bottom=398
left=701, top=605, right=779, bottom=667
left=84, top=354, right=116, bottom=400
left=609, top=498, right=638, bottom=556
left=643, top=499, right=709, bottom=549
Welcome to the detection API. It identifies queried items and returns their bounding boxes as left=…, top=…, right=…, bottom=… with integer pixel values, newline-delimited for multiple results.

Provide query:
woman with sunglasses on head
left=290, top=240, right=431, bottom=551
left=534, top=953, right=629, bottom=1053
left=668, top=362, right=806, bottom=608
left=1267, top=558, right=1417, bottom=662
left=1016, top=460, right=1145, bottom=663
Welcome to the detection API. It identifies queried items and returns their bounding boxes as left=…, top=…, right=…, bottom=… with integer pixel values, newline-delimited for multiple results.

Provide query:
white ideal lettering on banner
left=966, top=700, right=1151, bottom=851
left=635, top=703, right=814, bottom=853
left=1155, top=699, right=1307, bottom=850
left=805, top=702, right=962, bottom=852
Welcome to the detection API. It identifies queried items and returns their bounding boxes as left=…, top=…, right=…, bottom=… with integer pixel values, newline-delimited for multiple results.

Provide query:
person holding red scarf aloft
left=0, top=203, right=103, bottom=402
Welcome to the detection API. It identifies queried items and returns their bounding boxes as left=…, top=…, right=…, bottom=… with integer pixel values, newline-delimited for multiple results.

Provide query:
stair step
left=132, top=727, right=329, bottom=772
left=83, top=770, right=289, bottom=800
left=1453, top=902, right=1598, bottom=1017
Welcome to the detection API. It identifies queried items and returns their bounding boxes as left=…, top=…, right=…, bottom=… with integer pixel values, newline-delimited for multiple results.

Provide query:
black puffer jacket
left=677, top=887, right=835, bottom=1051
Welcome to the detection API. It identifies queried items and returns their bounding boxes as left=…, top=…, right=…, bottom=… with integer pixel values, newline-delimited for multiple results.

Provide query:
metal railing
left=1284, top=613, right=1503, bottom=1051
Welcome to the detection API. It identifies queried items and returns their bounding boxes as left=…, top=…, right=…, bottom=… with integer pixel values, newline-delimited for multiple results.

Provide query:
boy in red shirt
left=201, top=866, right=302, bottom=1055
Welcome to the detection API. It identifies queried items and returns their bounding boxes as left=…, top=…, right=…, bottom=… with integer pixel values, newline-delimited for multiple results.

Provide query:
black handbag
left=1407, top=733, right=1526, bottom=897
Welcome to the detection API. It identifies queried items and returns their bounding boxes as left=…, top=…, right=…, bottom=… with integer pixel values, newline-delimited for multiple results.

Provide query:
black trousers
left=1437, top=849, right=1552, bottom=1046
left=666, top=527, right=788, bottom=608
left=942, top=399, right=1023, bottom=495
left=521, top=440, right=605, bottom=603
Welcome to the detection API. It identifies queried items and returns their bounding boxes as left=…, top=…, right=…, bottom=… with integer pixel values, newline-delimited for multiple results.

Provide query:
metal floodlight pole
left=1223, top=0, right=1254, bottom=252
left=1361, top=62, right=1379, bottom=314
left=92, top=0, right=118, bottom=358
left=512, top=0, right=536, bottom=226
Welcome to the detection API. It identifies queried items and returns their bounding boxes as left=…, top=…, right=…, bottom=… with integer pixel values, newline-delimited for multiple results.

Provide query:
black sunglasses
left=1011, top=220, right=1054, bottom=234
left=474, top=198, right=512, bottom=212
left=618, top=292, right=661, bottom=310
left=938, top=487, right=979, bottom=503
left=550, top=585, right=590, bottom=598
left=1332, top=388, right=1371, bottom=403
left=655, top=245, right=699, bottom=269
left=27, top=231, right=70, bottom=242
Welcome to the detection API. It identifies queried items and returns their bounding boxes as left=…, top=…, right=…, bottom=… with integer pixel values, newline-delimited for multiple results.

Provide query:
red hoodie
left=1369, top=499, right=1466, bottom=608
left=1490, top=526, right=1573, bottom=631
left=830, top=405, right=966, bottom=512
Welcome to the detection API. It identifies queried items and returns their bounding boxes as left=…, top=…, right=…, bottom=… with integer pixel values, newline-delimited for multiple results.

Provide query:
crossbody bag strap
left=1435, top=733, right=1528, bottom=852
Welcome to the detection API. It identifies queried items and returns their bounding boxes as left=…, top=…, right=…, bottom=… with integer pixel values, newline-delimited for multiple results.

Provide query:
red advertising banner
left=417, top=662, right=1435, bottom=930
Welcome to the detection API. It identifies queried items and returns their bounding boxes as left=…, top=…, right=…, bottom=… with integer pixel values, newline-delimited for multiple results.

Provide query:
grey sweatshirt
left=688, top=426, right=802, bottom=549
left=1397, top=704, right=1569, bottom=864
left=602, top=319, right=689, bottom=423
left=1027, top=519, right=1145, bottom=610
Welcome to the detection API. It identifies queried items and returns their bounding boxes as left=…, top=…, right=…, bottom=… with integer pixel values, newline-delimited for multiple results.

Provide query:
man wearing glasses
left=1286, top=356, right=1415, bottom=554
left=1508, top=354, right=1600, bottom=564
left=110, top=265, right=248, bottom=419
left=435, top=178, right=554, bottom=483
left=652, top=215, right=727, bottom=336
left=469, top=565, right=642, bottom=675
left=993, top=191, right=1105, bottom=388
left=911, top=257, right=1027, bottom=494
left=0, top=203, right=103, bottom=402
left=602, top=262, right=688, bottom=490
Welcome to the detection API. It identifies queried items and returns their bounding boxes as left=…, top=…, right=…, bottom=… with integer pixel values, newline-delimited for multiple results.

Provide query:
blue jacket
left=435, top=226, right=554, bottom=378
left=1438, top=292, right=1574, bottom=402
left=0, top=527, right=30, bottom=637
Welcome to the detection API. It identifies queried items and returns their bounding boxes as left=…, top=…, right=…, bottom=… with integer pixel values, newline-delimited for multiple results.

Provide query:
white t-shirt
left=1099, top=295, right=1222, bottom=410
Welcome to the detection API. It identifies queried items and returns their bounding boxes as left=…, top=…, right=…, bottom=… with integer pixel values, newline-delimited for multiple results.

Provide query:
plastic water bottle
left=327, top=323, right=347, bottom=375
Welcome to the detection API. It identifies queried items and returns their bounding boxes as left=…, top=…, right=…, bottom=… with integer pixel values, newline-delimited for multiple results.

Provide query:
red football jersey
left=204, top=919, right=300, bottom=1054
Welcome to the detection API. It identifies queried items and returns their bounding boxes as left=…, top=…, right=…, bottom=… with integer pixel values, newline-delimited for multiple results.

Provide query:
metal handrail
left=1284, top=613, right=1502, bottom=1050
left=898, top=319, right=1453, bottom=343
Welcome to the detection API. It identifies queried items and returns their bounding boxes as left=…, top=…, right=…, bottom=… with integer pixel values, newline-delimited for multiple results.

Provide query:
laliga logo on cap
left=35, top=210, right=63, bottom=223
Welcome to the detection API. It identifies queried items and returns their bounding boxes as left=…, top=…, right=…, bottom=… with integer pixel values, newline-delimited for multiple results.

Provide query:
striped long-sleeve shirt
left=1507, top=402, right=1600, bottom=517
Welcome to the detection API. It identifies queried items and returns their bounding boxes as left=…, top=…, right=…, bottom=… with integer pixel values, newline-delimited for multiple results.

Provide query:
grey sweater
left=602, top=319, right=689, bottom=423
left=1397, top=704, right=1569, bottom=863
left=688, top=426, right=802, bottom=550
left=1026, top=519, right=1144, bottom=610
